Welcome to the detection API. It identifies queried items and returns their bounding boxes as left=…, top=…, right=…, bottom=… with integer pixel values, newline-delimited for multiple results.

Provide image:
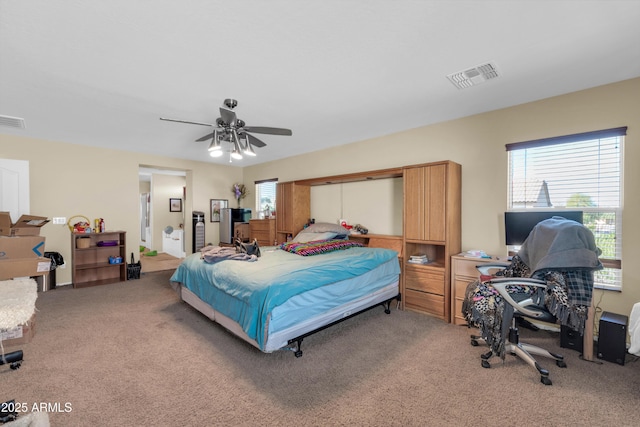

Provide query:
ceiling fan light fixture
left=209, top=149, right=223, bottom=158
left=208, top=130, right=222, bottom=151
left=241, top=136, right=256, bottom=156
left=231, top=149, right=243, bottom=160
left=244, top=143, right=256, bottom=156
left=230, top=130, right=243, bottom=159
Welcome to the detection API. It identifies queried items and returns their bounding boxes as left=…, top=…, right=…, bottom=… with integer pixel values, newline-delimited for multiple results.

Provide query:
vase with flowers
left=232, top=183, right=248, bottom=208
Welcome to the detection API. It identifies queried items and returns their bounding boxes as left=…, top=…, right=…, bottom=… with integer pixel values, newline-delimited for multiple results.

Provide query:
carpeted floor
left=2, top=271, right=639, bottom=426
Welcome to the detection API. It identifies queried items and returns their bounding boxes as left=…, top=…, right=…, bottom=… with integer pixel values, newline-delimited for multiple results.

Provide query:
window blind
left=255, top=179, right=277, bottom=214
left=507, top=127, right=625, bottom=290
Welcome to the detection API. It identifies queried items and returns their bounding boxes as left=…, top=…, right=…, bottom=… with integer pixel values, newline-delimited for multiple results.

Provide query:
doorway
left=138, top=167, right=187, bottom=257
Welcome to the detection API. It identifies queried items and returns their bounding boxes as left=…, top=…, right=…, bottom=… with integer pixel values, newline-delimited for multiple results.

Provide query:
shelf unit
left=402, top=161, right=461, bottom=321
left=71, top=231, right=127, bottom=288
left=270, top=161, right=460, bottom=321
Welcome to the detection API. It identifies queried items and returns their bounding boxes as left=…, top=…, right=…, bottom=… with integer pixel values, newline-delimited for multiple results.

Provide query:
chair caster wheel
left=470, top=339, right=479, bottom=346
left=481, top=351, right=492, bottom=360
left=10, top=362, right=21, bottom=370
left=556, top=360, right=567, bottom=368
left=540, top=376, right=552, bottom=386
left=481, top=359, right=491, bottom=369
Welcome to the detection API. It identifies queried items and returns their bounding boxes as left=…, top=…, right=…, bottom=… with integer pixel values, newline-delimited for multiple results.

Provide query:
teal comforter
left=170, top=246, right=400, bottom=349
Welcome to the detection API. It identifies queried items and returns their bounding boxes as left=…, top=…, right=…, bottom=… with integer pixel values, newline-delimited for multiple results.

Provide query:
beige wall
left=0, top=137, right=243, bottom=285
left=309, top=178, right=403, bottom=235
left=243, top=77, right=640, bottom=321
left=1, top=77, right=638, bottom=321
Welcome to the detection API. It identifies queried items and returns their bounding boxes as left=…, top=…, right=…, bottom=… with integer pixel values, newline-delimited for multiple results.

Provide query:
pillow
left=292, top=231, right=339, bottom=243
left=304, top=222, right=350, bottom=234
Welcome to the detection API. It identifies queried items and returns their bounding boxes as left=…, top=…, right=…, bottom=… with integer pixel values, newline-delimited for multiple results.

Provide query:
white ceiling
left=1, top=1, right=639, bottom=167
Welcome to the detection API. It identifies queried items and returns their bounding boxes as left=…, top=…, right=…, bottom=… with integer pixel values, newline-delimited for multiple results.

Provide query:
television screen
left=504, top=211, right=583, bottom=246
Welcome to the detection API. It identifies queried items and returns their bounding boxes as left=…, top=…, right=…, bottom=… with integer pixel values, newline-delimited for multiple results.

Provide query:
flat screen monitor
left=504, top=211, right=583, bottom=246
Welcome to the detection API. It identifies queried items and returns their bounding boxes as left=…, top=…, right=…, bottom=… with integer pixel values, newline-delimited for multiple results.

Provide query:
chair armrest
left=476, top=262, right=510, bottom=275
left=488, top=278, right=548, bottom=319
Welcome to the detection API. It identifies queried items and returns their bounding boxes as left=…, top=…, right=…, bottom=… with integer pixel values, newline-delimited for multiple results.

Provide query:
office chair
left=464, top=217, right=602, bottom=385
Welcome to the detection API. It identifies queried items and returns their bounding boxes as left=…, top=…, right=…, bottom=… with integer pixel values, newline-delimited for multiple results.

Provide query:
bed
left=169, top=229, right=401, bottom=357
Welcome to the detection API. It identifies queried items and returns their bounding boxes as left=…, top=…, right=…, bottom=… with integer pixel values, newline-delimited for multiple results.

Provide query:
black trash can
left=43, top=251, right=64, bottom=290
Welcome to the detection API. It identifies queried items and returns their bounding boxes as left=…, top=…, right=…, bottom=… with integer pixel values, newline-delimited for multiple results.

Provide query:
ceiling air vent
left=447, top=62, right=499, bottom=89
left=0, top=115, right=26, bottom=129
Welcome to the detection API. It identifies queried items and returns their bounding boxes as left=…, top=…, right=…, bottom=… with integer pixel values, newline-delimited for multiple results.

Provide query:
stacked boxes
left=0, top=212, right=51, bottom=280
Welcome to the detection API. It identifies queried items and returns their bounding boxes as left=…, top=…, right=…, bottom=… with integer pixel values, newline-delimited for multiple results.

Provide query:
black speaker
left=597, top=311, right=628, bottom=365
left=560, top=325, right=583, bottom=353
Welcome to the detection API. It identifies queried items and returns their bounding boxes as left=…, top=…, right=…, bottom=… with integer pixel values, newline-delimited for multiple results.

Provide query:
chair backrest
left=517, top=217, right=602, bottom=275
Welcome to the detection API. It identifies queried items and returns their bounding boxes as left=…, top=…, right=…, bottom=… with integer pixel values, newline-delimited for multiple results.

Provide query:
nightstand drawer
left=404, top=289, right=445, bottom=318
left=405, top=268, right=445, bottom=295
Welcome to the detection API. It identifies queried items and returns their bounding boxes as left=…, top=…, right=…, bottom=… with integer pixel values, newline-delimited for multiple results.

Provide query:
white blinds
left=507, top=127, right=626, bottom=290
left=255, top=179, right=277, bottom=214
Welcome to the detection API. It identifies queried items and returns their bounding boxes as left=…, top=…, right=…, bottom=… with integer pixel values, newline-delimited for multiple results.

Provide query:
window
left=506, top=127, right=626, bottom=290
left=255, top=179, right=277, bottom=217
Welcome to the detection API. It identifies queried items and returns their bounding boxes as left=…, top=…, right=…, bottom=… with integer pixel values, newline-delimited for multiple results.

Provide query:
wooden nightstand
left=249, top=219, right=276, bottom=246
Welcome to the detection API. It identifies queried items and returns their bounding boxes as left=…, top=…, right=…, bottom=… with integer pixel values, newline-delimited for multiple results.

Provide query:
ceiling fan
left=160, top=99, right=292, bottom=160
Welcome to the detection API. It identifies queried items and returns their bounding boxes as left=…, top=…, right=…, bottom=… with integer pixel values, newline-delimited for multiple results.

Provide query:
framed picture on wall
left=210, top=199, right=228, bottom=222
left=169, top=198, right=182, bottom=212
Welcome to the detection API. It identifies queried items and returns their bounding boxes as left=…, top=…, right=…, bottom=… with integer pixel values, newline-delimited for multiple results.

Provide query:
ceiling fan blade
left=219, top=107, right=236, bottom=126
left=195, top=132, right=215, bottom=142
left=243, top=126, right=292, bottom=136
left=159, top=117, right=214, bottom=127
left=245, top=133, right=267, bottom=148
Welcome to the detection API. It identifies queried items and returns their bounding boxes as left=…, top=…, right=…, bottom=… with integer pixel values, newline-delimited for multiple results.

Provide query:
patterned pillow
left=280, top=239, right=363, bottom=256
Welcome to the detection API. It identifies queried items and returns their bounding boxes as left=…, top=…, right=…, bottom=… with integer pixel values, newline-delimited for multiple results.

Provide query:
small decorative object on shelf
left=232, top=183, right=248, bottom=208
left=68, top=215, right=91, bottom=233
left=353, top=224, right=368, bottom=235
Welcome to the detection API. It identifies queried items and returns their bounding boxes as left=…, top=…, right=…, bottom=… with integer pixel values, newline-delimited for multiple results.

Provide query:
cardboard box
left=0, top=313, right=36, bottom=347
left=0, top=258, right=51, bottom=280
left=0, top=212, right=49, bottom=236
left=0, top=235, right=46, bottom=259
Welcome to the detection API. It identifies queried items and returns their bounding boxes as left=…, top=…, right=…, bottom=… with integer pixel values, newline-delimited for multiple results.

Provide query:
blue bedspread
left=170, top=246, right=400, bottom=349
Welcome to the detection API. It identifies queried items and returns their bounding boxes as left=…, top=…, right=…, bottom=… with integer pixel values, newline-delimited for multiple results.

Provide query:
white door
left=0, top=159, right=30, bottom=220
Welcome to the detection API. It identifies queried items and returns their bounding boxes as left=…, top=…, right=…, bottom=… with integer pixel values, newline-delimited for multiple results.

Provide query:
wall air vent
left=447, top=62, right=499, bottom=89
left=0, top=115, right=26, bottom=129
